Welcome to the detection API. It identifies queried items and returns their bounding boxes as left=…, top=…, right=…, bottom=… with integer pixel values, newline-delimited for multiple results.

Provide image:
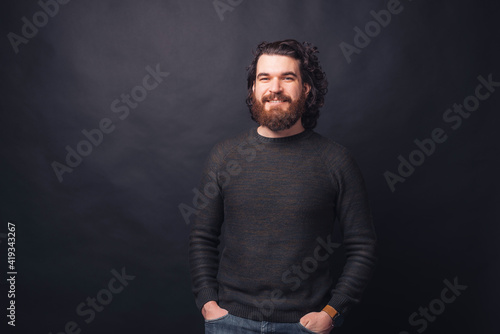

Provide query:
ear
left=304, top=83, right=311, bottom=96
left=252, top=82, right=255, bottom=92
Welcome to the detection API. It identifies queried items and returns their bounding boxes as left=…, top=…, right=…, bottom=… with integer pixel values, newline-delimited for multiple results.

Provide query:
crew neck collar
left=252, top=127, right=313, bottom=143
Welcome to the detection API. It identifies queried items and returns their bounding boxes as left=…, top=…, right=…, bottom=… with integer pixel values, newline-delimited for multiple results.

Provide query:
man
left=189, top=39, right=377, bottom=334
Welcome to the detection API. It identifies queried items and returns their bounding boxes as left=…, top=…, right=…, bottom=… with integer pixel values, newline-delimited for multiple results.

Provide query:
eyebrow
left=257, top=72, right=298, bottom=79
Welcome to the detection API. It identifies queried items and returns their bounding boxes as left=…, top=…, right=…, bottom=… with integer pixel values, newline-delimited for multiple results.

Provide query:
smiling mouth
left=262, top=93, right=291, bottom=106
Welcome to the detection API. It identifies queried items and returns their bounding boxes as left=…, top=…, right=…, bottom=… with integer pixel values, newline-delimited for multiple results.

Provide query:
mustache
left=262, top=93, right=292, bottom=103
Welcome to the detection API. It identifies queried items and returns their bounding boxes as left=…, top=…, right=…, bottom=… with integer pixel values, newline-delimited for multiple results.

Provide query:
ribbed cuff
left=327, top=293, right=353, bottom=316
left=195, top=288, right=219, bottom=310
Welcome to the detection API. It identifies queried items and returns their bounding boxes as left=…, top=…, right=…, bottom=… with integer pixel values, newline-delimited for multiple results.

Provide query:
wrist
left=202, top=301, right=218, bottom=314
left=203, top=301, right=218, bottom=307
left=322, top=305, right=342, bottom=327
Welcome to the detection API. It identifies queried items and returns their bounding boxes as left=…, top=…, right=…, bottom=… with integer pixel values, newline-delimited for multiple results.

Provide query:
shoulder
left=205, top=128, right=254, bottom=164
left=309, top=132, right=367, bottom=190
left=308, top=131, right=365, bottom=185
left=308, top=131, right=354, bottom=165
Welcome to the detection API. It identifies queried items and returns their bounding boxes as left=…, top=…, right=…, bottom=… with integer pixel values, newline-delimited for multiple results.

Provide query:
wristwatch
left=322, top=305, right=344, bottom=327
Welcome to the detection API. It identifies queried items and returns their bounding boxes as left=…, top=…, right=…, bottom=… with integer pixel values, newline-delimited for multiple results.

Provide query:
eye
left=259, top=77, right=269, bottom=82
left=283, top=77, right=294, bottom=81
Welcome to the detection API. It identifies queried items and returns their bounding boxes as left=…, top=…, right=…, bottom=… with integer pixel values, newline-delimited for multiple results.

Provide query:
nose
left=268, top=78, right=282, bottom=93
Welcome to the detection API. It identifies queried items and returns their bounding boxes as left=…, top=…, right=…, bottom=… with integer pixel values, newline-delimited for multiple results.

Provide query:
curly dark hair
left=246, top=39, right=328, bottom=129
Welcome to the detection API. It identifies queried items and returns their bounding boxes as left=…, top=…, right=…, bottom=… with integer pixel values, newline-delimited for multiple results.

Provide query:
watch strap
left=321, top=305, right=338, bottom=319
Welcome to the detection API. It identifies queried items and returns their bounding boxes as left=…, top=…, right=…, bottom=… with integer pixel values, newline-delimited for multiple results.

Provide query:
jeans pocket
left=297, top=322, right=319, bottom=334
left=204, top=313, right=231, bottom=323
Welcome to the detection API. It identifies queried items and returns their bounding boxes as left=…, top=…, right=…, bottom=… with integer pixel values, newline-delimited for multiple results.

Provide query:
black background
left=1, top=0, right=499, bottom=333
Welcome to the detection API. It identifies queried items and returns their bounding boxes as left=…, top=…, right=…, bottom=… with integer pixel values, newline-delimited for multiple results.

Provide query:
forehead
left=256, top=54, right=301, bottom=76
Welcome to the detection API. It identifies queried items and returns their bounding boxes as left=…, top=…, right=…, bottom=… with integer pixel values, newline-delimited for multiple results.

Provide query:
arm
left=188, top=145, right=227, bottom=316
left=327, top=148, right=378, bottom=318
left=300, top=147, right=377, bottom=331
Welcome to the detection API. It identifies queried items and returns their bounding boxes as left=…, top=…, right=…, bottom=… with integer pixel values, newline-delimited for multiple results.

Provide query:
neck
left=257, top=121, right=305, bottom=138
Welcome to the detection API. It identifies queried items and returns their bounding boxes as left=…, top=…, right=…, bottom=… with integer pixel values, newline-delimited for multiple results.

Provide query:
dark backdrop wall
left=1, top=0, right=498, bottom=333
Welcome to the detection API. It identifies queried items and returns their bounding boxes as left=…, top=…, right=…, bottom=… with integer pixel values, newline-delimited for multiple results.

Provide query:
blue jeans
left=204, top=313, right=319, bottom=334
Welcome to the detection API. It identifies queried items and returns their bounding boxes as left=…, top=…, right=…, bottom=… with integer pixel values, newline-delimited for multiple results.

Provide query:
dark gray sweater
left=189, top=127, right=377, bottom=323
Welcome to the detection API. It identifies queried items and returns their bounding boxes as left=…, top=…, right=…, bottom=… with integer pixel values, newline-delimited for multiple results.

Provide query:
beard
left=251, top=91, right=307, bottom=131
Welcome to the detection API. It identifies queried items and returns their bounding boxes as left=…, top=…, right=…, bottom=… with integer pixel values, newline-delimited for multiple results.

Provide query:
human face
left=251, top=55, right=310, bottom=131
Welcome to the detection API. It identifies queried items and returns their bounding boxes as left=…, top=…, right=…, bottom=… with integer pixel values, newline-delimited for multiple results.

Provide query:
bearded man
left=189, top=39, right=377, bottom=334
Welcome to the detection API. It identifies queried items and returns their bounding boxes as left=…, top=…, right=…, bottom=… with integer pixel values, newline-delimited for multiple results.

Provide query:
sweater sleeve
left=326, top=146, right=378, bottom=317
left=188, top=144, right=226, bottom=310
